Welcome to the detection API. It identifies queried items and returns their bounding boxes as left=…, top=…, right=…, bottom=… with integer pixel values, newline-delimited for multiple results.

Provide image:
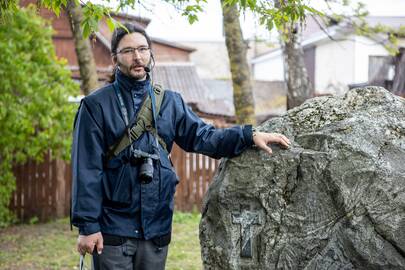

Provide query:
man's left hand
left=253, top=131, right=291, bottom=155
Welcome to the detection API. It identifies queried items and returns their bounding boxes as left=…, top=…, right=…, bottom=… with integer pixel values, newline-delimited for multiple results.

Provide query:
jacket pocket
left=159, top=154, right=179, bottom=203
left=103, top=157, right=133, bottom=207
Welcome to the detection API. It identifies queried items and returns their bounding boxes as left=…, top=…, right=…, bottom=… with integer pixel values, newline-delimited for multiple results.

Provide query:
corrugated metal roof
left=151, top=64, right=236, bottom=117
left=152, top=63, right=206, bottom=104
left=202, top=79, right=235, bottom=116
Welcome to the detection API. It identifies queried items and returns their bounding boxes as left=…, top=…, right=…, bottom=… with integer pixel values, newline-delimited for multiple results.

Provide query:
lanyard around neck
left=113, top=81, right=130, bottom=127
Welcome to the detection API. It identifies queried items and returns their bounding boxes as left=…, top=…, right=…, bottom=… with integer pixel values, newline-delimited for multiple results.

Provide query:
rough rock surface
left=200, top=87, right=405, bottom=270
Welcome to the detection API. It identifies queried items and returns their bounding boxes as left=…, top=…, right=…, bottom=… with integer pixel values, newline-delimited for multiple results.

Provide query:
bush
left=0, top=6, right=79, bottom=226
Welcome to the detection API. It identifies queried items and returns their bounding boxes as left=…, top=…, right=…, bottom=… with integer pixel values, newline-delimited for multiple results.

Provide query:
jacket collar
left=115, top=68, right=150, bottom=93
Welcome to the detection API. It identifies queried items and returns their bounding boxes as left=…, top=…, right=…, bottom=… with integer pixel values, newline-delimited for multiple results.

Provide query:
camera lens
left=139, top=157, right=153, bottom=184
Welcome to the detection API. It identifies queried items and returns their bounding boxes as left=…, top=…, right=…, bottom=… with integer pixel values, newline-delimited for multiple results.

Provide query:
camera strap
left=148, top=83, right=159, bottom=151
left=107, top=81, right=166, bottom=162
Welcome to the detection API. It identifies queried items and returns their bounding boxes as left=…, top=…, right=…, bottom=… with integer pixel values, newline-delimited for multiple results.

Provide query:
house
left=251, top=15, right=405, bottom=95
left=20, top=0, right=232, bottom=126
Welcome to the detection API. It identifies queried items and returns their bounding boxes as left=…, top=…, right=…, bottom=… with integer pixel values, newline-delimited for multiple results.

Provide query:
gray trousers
left=92, top=238, right=169, bottom=270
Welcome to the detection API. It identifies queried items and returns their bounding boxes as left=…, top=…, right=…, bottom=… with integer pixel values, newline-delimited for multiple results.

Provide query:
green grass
left=0, top=211, right=202, bottom=270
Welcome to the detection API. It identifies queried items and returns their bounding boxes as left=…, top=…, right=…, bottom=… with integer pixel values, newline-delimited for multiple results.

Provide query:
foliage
left=0, top=6, right=79, bottom=226
left=318, top=0, right=405, bottom=55
left=2, top=0, right=402, bottom=53
left=355, top=23, right=405, bottom=55
left=224, top=0, right=323, bottom=31
left=0, top=0, right=18, bottom=14
left=0, top=0, right=320, bottom=37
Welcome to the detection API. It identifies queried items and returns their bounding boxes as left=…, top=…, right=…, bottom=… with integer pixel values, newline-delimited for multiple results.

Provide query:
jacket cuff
left=242, top=125, right=254, bottom=147
left=78, top=222, right=101, bottom=235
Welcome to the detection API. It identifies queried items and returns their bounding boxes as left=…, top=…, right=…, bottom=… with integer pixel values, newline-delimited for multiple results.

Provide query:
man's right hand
left=77, top=232, right=103, bottom=255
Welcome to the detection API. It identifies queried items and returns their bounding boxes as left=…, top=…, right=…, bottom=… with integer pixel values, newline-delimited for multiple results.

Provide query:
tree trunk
left=273, top=0, right=313, bottom=110
left=280, top=24, right=313, bottom=110
left=221, top=1, right=256, bottom=125
left=66, top=0, right=98, bottom=95
left=392, top=47, right=405, bottom=97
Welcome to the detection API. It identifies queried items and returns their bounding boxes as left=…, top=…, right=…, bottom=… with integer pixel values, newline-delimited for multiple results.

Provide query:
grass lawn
left=0, top=211, right=202, bottom=270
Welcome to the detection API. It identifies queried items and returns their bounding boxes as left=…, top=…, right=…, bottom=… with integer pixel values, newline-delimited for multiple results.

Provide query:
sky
left=119, top=0, right=405, bottom=42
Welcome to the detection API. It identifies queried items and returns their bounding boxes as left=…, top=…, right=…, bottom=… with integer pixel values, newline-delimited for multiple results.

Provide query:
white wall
left=252, top=52, right=284, bottom=81
left=354, top=35, right=390, bottom=83
left=315, top=34, right=390, bottom=94
left=315, top=37, right=356, bottom=94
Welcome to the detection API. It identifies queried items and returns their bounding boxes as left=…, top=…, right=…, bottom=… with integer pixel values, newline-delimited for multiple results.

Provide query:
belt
left=102, top=232, right=171, bottom=248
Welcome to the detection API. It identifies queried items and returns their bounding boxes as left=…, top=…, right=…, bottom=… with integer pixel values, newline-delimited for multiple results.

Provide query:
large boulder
left=200, top=87, right=405, bottom=270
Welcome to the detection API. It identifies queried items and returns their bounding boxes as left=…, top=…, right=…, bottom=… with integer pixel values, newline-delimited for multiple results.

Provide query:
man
left=71, top=23, right=291, bottom=270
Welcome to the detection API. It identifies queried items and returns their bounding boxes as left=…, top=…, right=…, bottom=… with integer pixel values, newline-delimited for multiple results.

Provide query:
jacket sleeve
left=173, top=93, right=254, bottom=159
left=71, top=98, right=104, bottom=235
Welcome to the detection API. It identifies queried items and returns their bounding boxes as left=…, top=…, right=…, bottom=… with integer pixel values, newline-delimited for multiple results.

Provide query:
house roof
left=152, top=63, right=205, bottom=104
left=252, top=15, right=405, bottom=64
left=151, top=63, right=233, bottom=117
left=197, top=79, right=235, bottom=117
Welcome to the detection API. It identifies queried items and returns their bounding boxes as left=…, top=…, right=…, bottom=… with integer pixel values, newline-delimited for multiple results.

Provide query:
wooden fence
left=10, top=145, right=220, bottom=222
left=170, top=144, right=220, bottom=211
left=10, top=154, right=72, bottom=222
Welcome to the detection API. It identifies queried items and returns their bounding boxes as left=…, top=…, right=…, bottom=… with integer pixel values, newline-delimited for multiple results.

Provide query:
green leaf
left=114, top=20, right=128, bottom=33
left=82, top=21, right=91, bottom=38
left=266, top=19, right=274, bottom=30
left=106, top=16, right=115, bottom=32
left=188, top=14, right=198, bottom=24
left=223, top=0, right=239, bottom=7
left=247, top=0, right=256, bottom=11
left=303, top=5, right=323, bottom=16
left=53, top=5, right=60, bottom=17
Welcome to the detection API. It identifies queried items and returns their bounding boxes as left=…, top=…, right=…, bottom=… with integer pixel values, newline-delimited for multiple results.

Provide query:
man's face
left=113, top=32, right=151, bottom=80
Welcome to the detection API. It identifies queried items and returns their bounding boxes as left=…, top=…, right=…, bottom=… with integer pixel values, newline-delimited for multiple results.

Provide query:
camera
left=130, top=148, right=160, bottom=184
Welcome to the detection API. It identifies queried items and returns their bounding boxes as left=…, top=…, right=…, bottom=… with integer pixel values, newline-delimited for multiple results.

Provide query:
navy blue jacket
left=71, top=70, right=254, bottom=240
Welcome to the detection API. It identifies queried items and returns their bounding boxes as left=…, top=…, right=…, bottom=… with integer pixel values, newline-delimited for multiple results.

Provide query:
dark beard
left=118, top=60, right=150, bottom=80
left=119, top=65, right=146, bottom=80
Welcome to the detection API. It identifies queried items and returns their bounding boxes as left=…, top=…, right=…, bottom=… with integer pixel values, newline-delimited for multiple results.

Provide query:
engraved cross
left=232, top=209, right=261, bottom=258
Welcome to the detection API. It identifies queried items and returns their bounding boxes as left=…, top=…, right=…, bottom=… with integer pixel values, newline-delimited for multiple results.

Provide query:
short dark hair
left=111, top=22, right=152, bottom=55
left=108, top=23, right=152, bottom=83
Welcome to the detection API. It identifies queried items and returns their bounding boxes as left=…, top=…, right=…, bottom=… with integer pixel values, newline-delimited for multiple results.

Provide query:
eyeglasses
left=117, top=46, right=150, bottom=56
